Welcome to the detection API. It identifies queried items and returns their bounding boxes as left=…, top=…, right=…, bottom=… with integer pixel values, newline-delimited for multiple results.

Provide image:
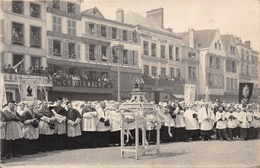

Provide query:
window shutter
left=68, top=20, right=71, bottom=35
left=48, top=38, right=53, bottom=56
left=136, top=32, right=140, bottom=43
left=76, top=4, right=80, bottom=15
left=118, top=29, right=122, bottom=40
left=76, top=43, right=81, bottom=60
left=97, top=24, right=101, bottom=37
left=128, top=50, right=133, bottom=65
left=63, top=1, right=67, bottom=12
left=134, top=50, right=138, bottom=66
left=85, top=44, right=89, bottom=60
left=85, top=21, right=89, bottom=34
left=108, top=26, right=112, bottom=38
left=107, top=47, right=111, bottom=63
left=58, top=17, right=62, bottom=33
left=53, top=16, right=57, bottom=32
left=128, top=31, right=132, bottom=42
left=63, top=41, right=68, bottom=58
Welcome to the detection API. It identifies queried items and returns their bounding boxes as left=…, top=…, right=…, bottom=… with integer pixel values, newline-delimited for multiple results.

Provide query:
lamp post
left=112, top=39, right=124, bottom=102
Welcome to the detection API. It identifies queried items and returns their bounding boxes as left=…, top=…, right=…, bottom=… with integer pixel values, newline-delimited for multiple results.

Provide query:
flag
left=239, top=83, right=253, bottom=104
left=13, top=58, right=24, bottom=72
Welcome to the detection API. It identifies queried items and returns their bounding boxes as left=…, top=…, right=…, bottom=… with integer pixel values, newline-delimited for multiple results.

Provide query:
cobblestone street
left=1, top=139, right=259, bottom=168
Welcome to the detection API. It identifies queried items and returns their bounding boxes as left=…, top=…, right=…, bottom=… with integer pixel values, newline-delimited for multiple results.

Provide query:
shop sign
left=2, top=44, right=46, bottom=56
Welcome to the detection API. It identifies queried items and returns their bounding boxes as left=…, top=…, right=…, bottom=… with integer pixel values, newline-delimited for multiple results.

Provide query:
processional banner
left=184, top=84, right=196, bottom=106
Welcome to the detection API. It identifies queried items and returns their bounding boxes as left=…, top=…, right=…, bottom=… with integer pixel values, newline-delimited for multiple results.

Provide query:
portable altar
left=119, top=77, right=161, bottom=160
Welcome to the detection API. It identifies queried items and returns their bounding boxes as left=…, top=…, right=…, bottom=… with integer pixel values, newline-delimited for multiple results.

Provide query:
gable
left=208, top=30, right=226, bottom=57
left=81, top=7, right=105, bottom=19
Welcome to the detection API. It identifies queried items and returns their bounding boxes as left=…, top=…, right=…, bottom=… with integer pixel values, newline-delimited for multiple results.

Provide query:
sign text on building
left=2, top=45, right=46, bottom=56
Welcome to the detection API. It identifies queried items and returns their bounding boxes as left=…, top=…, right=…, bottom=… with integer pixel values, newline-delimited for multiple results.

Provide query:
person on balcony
left=6, top=64, right=13, bottom=73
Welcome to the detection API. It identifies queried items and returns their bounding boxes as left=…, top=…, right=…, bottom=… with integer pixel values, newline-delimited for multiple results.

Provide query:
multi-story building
left=182, top=29, right=226, bottom=101
left=235, top=37, right=259, bottom=102
left=1, top=0, right=51, bottom=102
left=122, top=8, right=185, bottom=102
left=221, top=34, right=240, bottom=102
left=80, top=7, right=141, bottom=100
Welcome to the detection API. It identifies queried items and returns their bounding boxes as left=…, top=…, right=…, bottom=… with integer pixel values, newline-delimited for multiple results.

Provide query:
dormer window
left=89, top=23, right=95, bottom=35
left=52, top=0, right=60, bottom=10
left=13, top=1, right=23, bottom=14
left=67, top=2, right=76, bottom=14
left=101, top=26, right=107, bottom=37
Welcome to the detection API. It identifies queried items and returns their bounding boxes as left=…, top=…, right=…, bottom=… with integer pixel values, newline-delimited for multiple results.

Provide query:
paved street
left=1, top=139, right=259, bottom=168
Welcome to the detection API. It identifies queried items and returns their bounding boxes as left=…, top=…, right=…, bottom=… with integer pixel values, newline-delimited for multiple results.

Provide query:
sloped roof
left=221, top=34, right=232, bottom=50
left=180, top=29, right=217, bottom=49
left=81, top=7, right=105, bottom=19
left=124, top=11, right=179, bottom=36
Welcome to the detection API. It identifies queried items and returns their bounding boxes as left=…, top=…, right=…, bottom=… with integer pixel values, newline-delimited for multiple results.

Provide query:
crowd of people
left=3, top=64, right=50, bottom=76
left=0, top=97, right=259, bottom=160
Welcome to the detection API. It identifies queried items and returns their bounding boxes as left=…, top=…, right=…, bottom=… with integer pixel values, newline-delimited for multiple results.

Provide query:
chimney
left=166, top=28, right=172, bottom=32
left=245, top=41, right=251, bottom=47
left=146, top=8, right=164, bottom=28
left=116, top=8, right=124, bottom=23
left=189, top=28, right=195, bottom=48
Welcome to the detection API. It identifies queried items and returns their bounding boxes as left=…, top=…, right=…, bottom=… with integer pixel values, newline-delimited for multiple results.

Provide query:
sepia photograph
left=0, top=0, right=259, bottom=167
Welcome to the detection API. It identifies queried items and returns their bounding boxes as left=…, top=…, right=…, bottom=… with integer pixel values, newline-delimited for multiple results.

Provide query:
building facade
left=1, top=0, right=51, bottom=102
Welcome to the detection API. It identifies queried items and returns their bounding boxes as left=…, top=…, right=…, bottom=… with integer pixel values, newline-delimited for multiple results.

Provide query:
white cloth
left=109, top=110, right=121, bottom=132
left=226, top=112, right=238, bottom=128
left=82, top=112, right=97, bottom=132
left=96, top=106, right=110, bottom=132
left=238, top=111, right=249, bottom=128
left=198, top=107, right=215, bottom=131
left=22, top=124, right=39, bottom=139
left=38, top=120, right=55, bottom=135
left=67, top=122, right=81, bottom=137
left=5, top=121, right=23, bottom=140
left=215, top=111, right=227, bottom=129
left=183, top=109, right=199, bottom=130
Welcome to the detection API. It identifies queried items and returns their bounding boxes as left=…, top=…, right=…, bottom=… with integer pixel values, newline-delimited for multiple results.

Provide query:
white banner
left=0, top=75, right=7, bottom=109
left=21, top=77, right=38, bottom=101
left=184, top=84, right=196, bottom=106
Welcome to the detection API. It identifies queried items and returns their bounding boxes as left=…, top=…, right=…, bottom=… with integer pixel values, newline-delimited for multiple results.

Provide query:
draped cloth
left=197, top=107, right=215, bottom=131
left=67, top=108, right=82, bottom=137
left=21, top=110, right=39, bottom=139
left=37, top=108, right=55, bottom=135
left=3, top=108, right=23, bottom=140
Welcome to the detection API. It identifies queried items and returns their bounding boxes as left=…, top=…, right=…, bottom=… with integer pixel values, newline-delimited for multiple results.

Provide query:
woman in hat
left=21, top=102, right=40, bottom=155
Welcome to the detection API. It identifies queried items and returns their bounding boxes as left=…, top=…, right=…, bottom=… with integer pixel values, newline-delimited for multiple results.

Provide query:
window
left=123, top=30, right=127, bottom=41
left=30, top=3, right=40, bottom=18
left=232, top=61, right=236, bottom=73
left=89, top=71, right=96, bottom=80
left=143, top=41, right=148, bottom=55
left=112, top=48, right=118, bottom=63
left=112, top=28, right=117, bottom=39
left=192, top=53, right=196, bottom=59
left=188, top=52, right=192, bottom=59
left=53, top=16, right=61, bottom=33
left=188, top=66, right=192, bottom=78
left=123, top=50, right=128, bottom=64
left=68, top=20, right=76, bottom=36
left=13, top=1, right=23, bottom=14
left=31, top=57, right=40, bottom=68
left=241, top=49, right=244, bottom=59
left=152, top=66, right=157, bottom=76
left=247, top=65, right=250, bottom=75
left=68, top=2, right=76, bottom=14
left=161, top=45, right=165, bottom=58
left=175, top=47, right=179, bottom=61
left=219, top=44, right=221, bottom=50
left=89, top=23, right=95, bottom=35
left=30, top=26, right=41, bottom=48
left=152, top=43, right=156, bottom=57
left=13, top=54, right=23, bottom=68
left=215, top=42, right=217, bottom=49
left=101, top=26, right=107, bottom=37
left=89, top=45, right=95, bottom=60
left=52, top=0, right=60, bottom=9
left=53, top=40, right=61, bottom=56
left=177, top=68, right=181, bottom=78
left=192, top=67, right=196, bottom=78
left=208, top=74, right=213, bottom=86
left=169, top=46, right=173, bottom=59
left=68, top=43, right=76, bottom=59
left=101, top=46, right=107, bottom=61
left=216, top=57, right=220, bottom=69
left=209, top=56, right=213, bottom=67
left=12, top=22, right=24, bottom=45
left=170, top=67, right=174, bottom=77
left=161, top=67, right=166, bottom=77
left=246, top=51, right=249, bottom=60
left=230, top=45, right=235, bottom=54
left=144, top=65, right=149, bottom=76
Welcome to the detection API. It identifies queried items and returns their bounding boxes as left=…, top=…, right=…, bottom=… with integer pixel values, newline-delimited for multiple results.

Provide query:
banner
left=21, top=77, right=37, bottom=101
left=239, top=83, right=254, bottom=104
left=0, top=75, right=7, bottom=108
left=184, top=84, right=196, bottom=106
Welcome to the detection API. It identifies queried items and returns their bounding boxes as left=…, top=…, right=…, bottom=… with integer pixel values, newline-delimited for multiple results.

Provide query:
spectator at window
left=26, top=67, right=33, bottom=75
left=18, top=65, right=25, bottom=74
left=53, top=48, right=61, bottom=56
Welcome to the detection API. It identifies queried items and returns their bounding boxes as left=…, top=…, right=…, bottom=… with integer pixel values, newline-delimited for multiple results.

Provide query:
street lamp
left=112, top=38, right=124, bottom=102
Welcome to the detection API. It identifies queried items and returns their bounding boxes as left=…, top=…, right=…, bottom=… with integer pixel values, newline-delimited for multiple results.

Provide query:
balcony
left=30, top=34, right=41, bottom=48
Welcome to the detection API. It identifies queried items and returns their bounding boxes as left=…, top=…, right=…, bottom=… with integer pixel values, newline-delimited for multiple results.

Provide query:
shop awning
left=172, top=94, right=184, bottom=99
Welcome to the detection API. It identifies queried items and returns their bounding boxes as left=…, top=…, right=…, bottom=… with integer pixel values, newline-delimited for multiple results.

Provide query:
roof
left=124, top=11, right=181, bottom=38
left=220, top=34, right=232, bottom=51
left=81, top=7, right=105, bottom=19
left=180, top=29, right=218, bottom=49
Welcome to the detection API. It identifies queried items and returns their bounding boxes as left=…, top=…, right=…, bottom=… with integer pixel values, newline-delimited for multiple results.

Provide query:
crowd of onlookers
left=3, top=64, right=51, bottom=76
left=0, top=96, right=259, bottom=160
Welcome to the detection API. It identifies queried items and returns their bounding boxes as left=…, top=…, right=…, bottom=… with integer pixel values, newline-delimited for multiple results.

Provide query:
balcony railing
left=53, top=78, right=113, bottom=88
left=12, top=35, right=24, bottom=45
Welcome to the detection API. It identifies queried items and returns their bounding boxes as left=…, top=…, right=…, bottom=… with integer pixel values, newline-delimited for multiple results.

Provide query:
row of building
left=1, top=0, right=259, bottom=103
